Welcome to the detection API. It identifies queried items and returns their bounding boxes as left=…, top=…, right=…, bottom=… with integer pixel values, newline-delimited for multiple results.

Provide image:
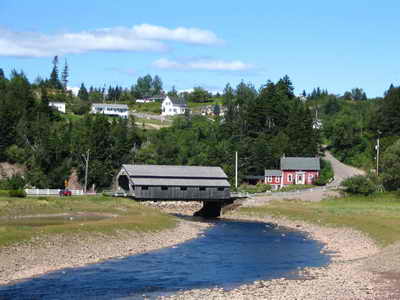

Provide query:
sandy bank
left=161, top=213, right=397, bottom=300
left=0, top=218, right=209, bottom=286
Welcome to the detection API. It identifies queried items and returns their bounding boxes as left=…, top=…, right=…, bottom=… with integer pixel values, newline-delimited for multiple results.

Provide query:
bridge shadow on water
left=0, top=217, right=330, bottom=300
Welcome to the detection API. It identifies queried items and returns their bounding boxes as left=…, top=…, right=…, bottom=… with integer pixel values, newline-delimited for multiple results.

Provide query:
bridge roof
left=122, top=164, right=228, bottom=179
left=121, top=164, right=230, bottom=187
left=131, top=178, right=230, bottom=187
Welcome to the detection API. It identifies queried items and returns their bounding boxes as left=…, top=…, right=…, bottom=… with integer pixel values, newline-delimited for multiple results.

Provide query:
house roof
left=264, top=170, right=282, bottom=176
left=122, top=164, right=230, bottom=187
left=165, top=96, right=187, bottom=107
left=280, top=157, right=320, bottom=171
left=92, top=103, right=128, bottom=109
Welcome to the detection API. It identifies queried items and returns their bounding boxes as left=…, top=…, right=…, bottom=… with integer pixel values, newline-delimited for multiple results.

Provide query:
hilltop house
left=265, top=157, right=320, bottom=189
left=161, top=96, right=188, bottom=116
left=136, top=94, right=165, bottom=103
left=49, top=102, right=66, bottom=113
left=90, top=103, right=129, bottom=119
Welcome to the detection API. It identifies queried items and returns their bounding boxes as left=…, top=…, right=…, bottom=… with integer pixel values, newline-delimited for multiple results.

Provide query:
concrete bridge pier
left=194, top=200, right=234, bottom=218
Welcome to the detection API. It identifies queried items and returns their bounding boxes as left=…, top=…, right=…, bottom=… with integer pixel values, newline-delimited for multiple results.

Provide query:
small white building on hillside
left=161, top=96, right=188, bottom=116
left=49, top=102, right=66, bottom=113
left=91, top=103, right=129, bottom=119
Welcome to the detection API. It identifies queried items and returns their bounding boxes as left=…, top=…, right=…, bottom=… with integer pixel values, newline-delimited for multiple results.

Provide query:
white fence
left=25, top=189, right=84, bottom=196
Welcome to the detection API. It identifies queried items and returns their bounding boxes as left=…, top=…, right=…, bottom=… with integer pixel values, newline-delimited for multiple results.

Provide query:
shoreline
left=0, top=217, right=210, bottom=286
left=162, top=213, right=397, bottom=300
left=2, top=201, right=399, bottom=299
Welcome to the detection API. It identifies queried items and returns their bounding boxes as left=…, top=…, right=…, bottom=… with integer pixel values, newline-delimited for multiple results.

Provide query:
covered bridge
left=117, top=164, right=231, bottom=201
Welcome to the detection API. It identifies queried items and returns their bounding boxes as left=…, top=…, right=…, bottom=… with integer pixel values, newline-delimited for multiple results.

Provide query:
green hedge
left=0, top=190, right=9, bottom=197
left=239, top=182, right=272, bottom=193
left=8, top=189, right=27, bottom=198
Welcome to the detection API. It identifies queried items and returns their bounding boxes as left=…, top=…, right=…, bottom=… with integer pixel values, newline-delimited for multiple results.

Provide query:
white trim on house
left=295, top=171, right=306, bottom=185
left=287, top=174, right=293, bottom=182
left=49, top=102, right=66, bottom=113
left=91, top=103, right=129, bottom=119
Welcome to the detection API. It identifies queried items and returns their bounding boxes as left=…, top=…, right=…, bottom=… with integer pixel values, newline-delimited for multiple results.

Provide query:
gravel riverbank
left=161, top=213, right=397, bottom=300
left=0, top=216, right=210, bottom=286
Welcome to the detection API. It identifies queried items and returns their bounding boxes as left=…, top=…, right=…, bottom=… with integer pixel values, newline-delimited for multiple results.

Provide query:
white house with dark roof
left=90, top=103, right=129, bottom=119
left=49, top=102, right=66, bottom=113
left=161, top=96, right=188, bottom=116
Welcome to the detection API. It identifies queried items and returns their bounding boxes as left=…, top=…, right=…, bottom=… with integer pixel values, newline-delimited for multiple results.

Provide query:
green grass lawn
left=236, top=193, right=400, bottom=247
left=0, top=195, right=177, bottom=247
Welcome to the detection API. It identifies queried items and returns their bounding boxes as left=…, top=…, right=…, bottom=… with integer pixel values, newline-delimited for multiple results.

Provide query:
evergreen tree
left=0, top=68, right=4, bottom=80
left=61, top=59, right=69, bottom=90
left=152, top=75, right=163, bottom=95
left=49, top=56, right=62, bottom=89
left=78, top=83, right=89, bottom=101
left=376, top=86, right=400, bottom=136
left=168, top=86, right=178, bottom=97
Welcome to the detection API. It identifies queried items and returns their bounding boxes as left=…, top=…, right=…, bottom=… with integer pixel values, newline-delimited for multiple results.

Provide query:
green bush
left=239, top=182, right=272, bottom=193
left=279, top=184, right=314, bottom=192
left=5, top=145, right=27, bottom=164
left=8, top=189, right=27, bottom=198
left=6, top=174, right=26, bottom=190
left=0, top=190, right=9, bottom=197
left=341, top=175, right=377, bottom=196
left=315, top=159, right=334, bottom=186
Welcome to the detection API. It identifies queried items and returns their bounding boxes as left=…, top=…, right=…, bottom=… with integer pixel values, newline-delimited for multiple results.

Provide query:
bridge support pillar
left=194, top=200, right=234, bottom=218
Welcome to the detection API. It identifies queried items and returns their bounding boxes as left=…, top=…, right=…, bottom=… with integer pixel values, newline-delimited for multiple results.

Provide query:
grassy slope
left=0, top=195, right=177, bottom=247
left=237, top=193, right=400, bottom=247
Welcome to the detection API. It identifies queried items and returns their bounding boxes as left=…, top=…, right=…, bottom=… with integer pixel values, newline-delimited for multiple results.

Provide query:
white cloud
left=133, top=24, right=221, bottom=45
left=153, top=58, right=253, bottom=71
left=0, top=24, right=221, bottom=57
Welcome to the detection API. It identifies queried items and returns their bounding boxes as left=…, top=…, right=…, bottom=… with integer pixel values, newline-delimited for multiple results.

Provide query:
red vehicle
left=59, top=189, right=72, bottom=196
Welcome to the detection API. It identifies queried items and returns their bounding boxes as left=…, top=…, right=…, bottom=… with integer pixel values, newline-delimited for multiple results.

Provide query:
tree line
left=0, top=70, right=141, bottom=189
left=136, top=76, right=320, bottom=183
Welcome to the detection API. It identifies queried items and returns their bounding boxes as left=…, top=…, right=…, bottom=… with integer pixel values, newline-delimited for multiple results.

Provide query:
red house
left=265, top=157, right=320, bottom=189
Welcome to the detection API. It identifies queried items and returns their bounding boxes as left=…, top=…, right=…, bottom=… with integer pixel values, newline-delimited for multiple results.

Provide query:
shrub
left=239, top=183, right=272, bottom=193
left=279, top=184, right=314, bottom=192
left=5, top=145, right=27, bottom=164
left=8, top=189, right=27, bottom=198
left=6, top=174, right=26, bottom=190
left=0, top=190, right=9, bottom=197
left=341, top=175, right=377, bottom=196
left=315, top=159, right=334, bottom=186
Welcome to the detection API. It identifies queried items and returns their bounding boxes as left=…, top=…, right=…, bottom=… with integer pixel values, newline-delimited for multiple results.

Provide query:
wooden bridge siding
left=134, top=186, right=230, bottom=200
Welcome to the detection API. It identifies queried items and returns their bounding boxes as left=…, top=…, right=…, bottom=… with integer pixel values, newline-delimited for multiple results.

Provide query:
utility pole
left=82, top=150, right=90, bottom=193
left=376, top=132, right=381, bottom=176
left=235, top=151, right=238, bottom=189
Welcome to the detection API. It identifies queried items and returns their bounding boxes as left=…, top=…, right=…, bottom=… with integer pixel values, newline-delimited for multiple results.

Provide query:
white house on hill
left=91, top=103, right=129, bottom=119
left=49, top=102, right=66, bottom=113
left=161, top=96, right=188, bottom=116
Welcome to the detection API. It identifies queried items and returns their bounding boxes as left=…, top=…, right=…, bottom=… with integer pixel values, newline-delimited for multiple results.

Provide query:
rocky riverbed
left=160, top=213, right=398, bottom=300
left=0, top=216, right=210, bottom=286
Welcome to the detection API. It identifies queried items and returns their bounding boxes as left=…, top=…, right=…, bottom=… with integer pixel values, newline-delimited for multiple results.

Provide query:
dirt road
left=324, top=151, right=365, bottom=187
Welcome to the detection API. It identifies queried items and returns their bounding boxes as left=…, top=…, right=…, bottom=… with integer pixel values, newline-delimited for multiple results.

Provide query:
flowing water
left=0, top=218, right=330, bottom=299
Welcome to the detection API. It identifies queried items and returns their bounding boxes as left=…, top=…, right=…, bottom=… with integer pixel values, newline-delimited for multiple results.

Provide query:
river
left=0, top=218, right=329, bottom=299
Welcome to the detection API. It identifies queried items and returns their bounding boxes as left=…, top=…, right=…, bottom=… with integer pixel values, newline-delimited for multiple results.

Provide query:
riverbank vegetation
left=237, top=193, right=400, bottom=246
left=0, top=195, right=177, bottom=247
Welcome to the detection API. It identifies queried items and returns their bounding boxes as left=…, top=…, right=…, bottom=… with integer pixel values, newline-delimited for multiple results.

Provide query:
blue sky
left=1, top=0, right=399, bottom=97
